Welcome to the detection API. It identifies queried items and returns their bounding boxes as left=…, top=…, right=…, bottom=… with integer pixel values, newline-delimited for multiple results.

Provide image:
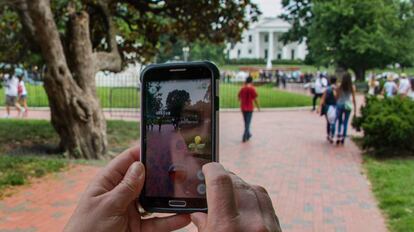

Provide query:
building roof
left=250, top=17, right=291, bottom=31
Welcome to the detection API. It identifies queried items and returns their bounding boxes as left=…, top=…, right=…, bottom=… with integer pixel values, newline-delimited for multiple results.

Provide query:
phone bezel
left=139, top=61, right=219, bottom=213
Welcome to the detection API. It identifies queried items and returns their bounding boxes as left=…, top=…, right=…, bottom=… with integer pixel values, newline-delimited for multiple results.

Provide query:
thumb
left=190, top=213, right=207, bottom=231
left=111, top=162, right=145, bottom=210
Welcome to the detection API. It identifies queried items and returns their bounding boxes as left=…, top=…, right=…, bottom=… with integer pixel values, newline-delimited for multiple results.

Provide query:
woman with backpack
left=336, top=72, right=357, bottom=145
left=318, top=76, right=337, bottom=143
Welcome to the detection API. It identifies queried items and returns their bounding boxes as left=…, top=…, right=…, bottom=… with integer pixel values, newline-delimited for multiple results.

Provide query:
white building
left=227, top=17, right=308, bottom=63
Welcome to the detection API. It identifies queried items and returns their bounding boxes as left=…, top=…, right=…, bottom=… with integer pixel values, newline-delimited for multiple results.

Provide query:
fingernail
left=135, top=162, right=145, bottom=179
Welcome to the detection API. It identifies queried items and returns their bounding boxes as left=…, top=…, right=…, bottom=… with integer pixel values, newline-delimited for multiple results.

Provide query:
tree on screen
left=166, top=90, right=190, bottom=129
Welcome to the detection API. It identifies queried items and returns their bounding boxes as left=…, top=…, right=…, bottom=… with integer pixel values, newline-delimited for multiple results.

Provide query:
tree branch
left=93, top=0, right=122, bottom=72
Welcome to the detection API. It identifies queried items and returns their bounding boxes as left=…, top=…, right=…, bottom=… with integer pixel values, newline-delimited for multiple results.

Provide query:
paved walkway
left=0, top=111, right=386, bottom=232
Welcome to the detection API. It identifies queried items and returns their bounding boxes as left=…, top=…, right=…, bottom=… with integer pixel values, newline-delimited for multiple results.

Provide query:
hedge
left=352, top=96, right=414, bottom=156
left=225, top=58, right=304, bottom=65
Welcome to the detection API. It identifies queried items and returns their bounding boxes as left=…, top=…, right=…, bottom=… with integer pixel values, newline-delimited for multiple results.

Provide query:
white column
left=267, top=31, right=274, bottom=69
left=255, top=31, right=260, bottom=58
left=282, top=45, right=288, bottom=60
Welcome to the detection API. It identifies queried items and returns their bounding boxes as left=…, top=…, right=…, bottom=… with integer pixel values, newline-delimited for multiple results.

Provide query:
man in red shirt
left=238, top=76, right=260, bottom=142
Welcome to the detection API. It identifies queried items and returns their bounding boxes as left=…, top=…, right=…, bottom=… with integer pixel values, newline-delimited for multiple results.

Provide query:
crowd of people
left=313, top=70, right=414, bottom=145
left=0, top=68, right=29, bottom=118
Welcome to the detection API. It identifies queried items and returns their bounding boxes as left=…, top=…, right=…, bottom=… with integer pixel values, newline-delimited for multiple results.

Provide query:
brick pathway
left=0, top=111, right=387, bottom=232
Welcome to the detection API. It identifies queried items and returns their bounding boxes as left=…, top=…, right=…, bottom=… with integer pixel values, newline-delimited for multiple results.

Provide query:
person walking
left=17, top=74, right=28, bottom=117
left=238, top=76, right=260, bottom=142
left=318, top=76, right=337, bottom=143
left=382, top=75, right=398, bottom=98
left=3, top=71, right=22, bottom=118
left=397, top=73, right=411, bottom=97
left=336, top=72, right=357, bottom=145
left=368, top=74, right=379, bottom=96
left=312, top=74, right=328, bottom=111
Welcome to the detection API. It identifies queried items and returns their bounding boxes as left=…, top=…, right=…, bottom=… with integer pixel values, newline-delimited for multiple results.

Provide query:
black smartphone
left=139, top=61, right=219, bottom=213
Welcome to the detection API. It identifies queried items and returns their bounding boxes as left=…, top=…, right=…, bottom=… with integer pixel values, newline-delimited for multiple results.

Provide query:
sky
left=253, top=0, right=283, bottom=17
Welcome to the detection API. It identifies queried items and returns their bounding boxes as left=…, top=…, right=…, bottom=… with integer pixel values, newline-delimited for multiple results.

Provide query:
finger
left=229, top=174, right=261, bottom=213
left=252, top=185, right=282, bottom=232
left=142, top=214, right=191, bottom=232
left=90, top=146, right=140, bottom=195
left=109, top=161, right=145, bottom=211
left=190, top=212, right=207, bottom=231
left=203, top=162, right=239, bottom=221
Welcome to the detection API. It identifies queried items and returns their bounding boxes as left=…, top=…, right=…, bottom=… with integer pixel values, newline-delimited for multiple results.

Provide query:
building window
left=248, top=35, right=252, bottom=42
left=291, top=49, right=295, bottom=60
left=264, top=49, right=268, bottom=59
left=264, top=35, right=269, bottom=43
left=277, top=53, right=282, bottom=60
left=248, top=49, right=252, bottom=54
left=237, top=49, right=241, bottom=58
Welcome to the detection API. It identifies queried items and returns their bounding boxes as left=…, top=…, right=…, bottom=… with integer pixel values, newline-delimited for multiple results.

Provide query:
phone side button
left=168, top=200, right=187, bottom=208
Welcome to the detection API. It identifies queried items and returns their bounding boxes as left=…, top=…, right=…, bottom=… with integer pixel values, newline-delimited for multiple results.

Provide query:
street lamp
left=182, top=46, right=190, bottom=62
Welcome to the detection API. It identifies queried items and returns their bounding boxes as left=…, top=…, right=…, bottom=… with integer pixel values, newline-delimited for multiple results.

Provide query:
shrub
left=353, top=96, right=414, bottom=156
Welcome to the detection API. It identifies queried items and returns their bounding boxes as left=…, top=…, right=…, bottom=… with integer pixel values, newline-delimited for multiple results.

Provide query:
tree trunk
left=353, top=67, right=365, bottom=82
left=26, top=0, right=121, bottom=159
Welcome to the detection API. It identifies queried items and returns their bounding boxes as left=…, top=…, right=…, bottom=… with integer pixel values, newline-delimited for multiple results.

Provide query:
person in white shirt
left=397, top=73, right=411, bottom=97
left=17, top=75, right=28, bottom=117
left=312, top=74, right=328, bottom=111
left=382, top=75, right=398, bottom=98
left=3, top=72, right=24, bottom=118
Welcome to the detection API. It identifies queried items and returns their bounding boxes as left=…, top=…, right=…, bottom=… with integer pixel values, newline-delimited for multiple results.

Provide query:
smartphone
left=139, top=61, right=219, bottom=213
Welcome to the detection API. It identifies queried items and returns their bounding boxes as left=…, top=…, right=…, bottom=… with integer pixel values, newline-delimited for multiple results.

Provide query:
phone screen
left=143, top=78, right=212, bottom=199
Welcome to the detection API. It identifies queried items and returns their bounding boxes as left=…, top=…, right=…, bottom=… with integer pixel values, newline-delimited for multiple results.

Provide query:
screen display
left=144, top=78, right=212, bottom=198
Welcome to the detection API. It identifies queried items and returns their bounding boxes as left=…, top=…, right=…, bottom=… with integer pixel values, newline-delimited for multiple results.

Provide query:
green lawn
left=0, top=119, right=139, bottom=197
left=1, top=83, right=312, bottom=108
left=221, top=83, right=311, bottom=108
left=364, top=156, right=414, bottom=232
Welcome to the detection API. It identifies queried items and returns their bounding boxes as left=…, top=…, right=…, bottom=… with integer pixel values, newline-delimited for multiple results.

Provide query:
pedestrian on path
left=336, top=72, right=357, bottom=145
left=312, top=73, right=328, bottom=111
left=63, top=146, right=282, bottom=232
left=397, top=73, right=411, bottom=97
left=2, top=71, right=23, bottom=118
left=17, top=74, right=28, bottom=117
left=318, top=76, right=337, bottom=143
left=382, top=75, right=398, bottom=98
left=238, top=76, right=260, bottom=142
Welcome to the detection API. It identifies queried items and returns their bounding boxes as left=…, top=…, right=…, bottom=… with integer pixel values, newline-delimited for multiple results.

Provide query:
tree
left=281, top=0, right=414, bottom=81
left=279, top=0, right=313, bottom=44
left=166, top=90, right=190, bottom=128
left=309, top=0, right=414, bottom=80
left=2, top=0, right=260, bottom=159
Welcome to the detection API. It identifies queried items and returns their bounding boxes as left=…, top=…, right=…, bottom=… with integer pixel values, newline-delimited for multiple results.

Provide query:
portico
left=227, top=17, right=308, bottom=62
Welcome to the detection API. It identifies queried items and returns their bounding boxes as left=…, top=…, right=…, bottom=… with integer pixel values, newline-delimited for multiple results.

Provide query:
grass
left=364, top=156, right=414, bottom=232
left=0, top=119, right=140, bottom=197
left=220, top=83, right=311, bottom=108
left=1, top=83, right=312, bottom=109
left=0, top=155, right=66, bottom=198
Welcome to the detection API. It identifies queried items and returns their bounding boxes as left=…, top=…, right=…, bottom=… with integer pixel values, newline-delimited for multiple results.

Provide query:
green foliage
left=280, top=0, right=313, bottom=44
left=282, top=0, right=414, bottom=80
left=226, top=58, right=304, bottom=65
left=364, top=156, right=414, bottom=232
left=190, top=42, right=226, bottom=65
left=353, top=97, right=414, bottom=156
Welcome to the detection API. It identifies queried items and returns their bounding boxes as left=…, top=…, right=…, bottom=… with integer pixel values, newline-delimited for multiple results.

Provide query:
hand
left=191, top=163, right=282, bottom=232
left=64, top=146, right=190, bottom=232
